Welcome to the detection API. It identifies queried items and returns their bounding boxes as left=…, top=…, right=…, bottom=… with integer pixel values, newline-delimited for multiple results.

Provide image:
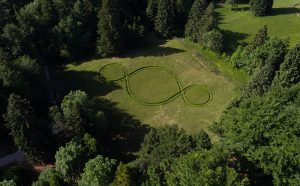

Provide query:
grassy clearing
left=216, top=0, right=300, bottom=53
left=62, top=38, right=245, bottom=140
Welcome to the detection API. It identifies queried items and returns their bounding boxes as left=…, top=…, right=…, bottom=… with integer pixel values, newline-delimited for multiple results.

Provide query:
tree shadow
left=0, top=132, right=17, bottom=158
left=121, top=45, right=185, bottom=59
left=94, top=98, right=151, bottom=162
left=59, top=68, right=151, bottom=162
left=221, top=30, right=249, bottom=54
left=270, top=7, right=299, bottom=16
left=69, top=35, right=185, bottom=66
left=61, top=69, right=121, bottom=97
left=120, top=36, right=185, bottom=58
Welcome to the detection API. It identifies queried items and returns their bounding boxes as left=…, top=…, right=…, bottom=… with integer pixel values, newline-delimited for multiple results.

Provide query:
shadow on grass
left=270, top=7, right=299, bottom=16
left=122, top=45, right=185, bottom=59
left=121, top=36, right=185, bottom=58
left=60, top=69, right=151, bottom=162
left=62, top=70, right=121, bottom=97
left=70, top=35, right=185, bottom=66
left=221, top=30, right=249, bottom=54
left=94, top=98, right=151, bottom=162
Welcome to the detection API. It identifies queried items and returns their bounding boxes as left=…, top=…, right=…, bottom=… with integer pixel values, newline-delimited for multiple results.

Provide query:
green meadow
left=217, top=0, right=300, bottom=52
left=62, top=38, right=246, bottom=139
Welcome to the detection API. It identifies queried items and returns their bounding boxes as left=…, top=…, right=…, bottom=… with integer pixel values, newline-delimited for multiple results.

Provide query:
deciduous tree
left=78, top=155, right=117, bottom=186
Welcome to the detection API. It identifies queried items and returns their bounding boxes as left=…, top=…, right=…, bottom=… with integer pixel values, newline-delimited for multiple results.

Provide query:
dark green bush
left=202, top=29, right=223, bottom=53
left=250, top=0, right=274, bottom=16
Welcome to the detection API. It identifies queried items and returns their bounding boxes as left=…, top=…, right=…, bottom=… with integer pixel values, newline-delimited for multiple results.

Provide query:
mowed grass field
left=217, top=0, right=300, bottom=52
left=62, top=38, right=246, bottom=139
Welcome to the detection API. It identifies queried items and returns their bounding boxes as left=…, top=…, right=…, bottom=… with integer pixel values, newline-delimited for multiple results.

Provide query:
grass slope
left=62, top=38, right=245, bottom=140
left=217, top=0, right=300, bottom=53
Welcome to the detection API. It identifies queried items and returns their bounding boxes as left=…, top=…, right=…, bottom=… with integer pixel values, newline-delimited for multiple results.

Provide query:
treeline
left=214, top=26, right=300, bottom=185
left=0, top=0, right=222, bottom=61
left=0, top=0, right=147, bottom=60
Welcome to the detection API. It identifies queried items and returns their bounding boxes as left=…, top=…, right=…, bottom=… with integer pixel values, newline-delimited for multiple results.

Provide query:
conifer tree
left=279, top=43, right=300, bottom=87
left=4, top=94, right=43, bottom=161
left=146, top=0, right=157, bottom=23
left=185, top=0, right=208, bottom=42
left=154, top=0, right=175, bottom=38
left=96, top=0, right=122, bottom=56
left=250, top=0, right=274, bottom=16
left=252, top=25, right=268, bottom=47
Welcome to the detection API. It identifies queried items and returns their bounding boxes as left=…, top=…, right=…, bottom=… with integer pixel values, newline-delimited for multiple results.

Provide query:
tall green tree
left=49, top=90, right=96, bottom=138
left=96, top=0, right=122, bottom=56
left=52, top=0, right=95, bottom=59
left=55, top=134, right=98, bottom=181
left=185, top=0, right=215, bottom=43
left=146, top=0, right=158, bottom=23
left=251, top=25, right=268, bottom=48
left=55, top=140, right=86, bottom=179
left=78, top=155, right=118, bottom=186
left=137, top=125, right=195, bottom=185
left=250, top=0, right=274, bottom=16
left=279, top=43, right=300, bottom=87
left=245, top=63, right=275, bottom=95
left=3, top=94, right=44, bottom=161
left=154, top=0, right=175, bottom=38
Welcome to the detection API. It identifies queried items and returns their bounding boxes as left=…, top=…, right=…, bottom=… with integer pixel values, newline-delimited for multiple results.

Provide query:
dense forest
left=1, top=0, right=300, bottom=185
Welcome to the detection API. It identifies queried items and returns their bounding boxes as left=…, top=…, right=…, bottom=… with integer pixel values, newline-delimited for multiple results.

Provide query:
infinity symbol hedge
left=99, top=63, right=213, bottom=107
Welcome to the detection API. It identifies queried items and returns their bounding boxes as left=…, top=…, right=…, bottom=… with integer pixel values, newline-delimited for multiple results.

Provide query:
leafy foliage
left=185, top=0, right=214, bottom=43
left=78, top=155, right=118, bottom=186
left=185, top=0, right=221, bottom=53
left=245, top=63, right=275, bottom=95
left=3, top=94, right=48, bottom=161
left=228, top=34, right=287, bottom=75
left=55, top=140, right=86, bottom=178
left=191, top=129, right=212, bottom=150
left=251, top=25, right=268, bottom=47
left=279, top=42, right=300, bottom=87
left=55, top=134, right=98, bottom=180
left=111, top=163, right=134, bottom=186
left=154, top=0, right=175, bottom=38
left=137, top=125, right=194, bottom=184
left=202, top=29, right=223, bottom=53
left=49, top=90, right=97, bottom=138
left=166, top=147, right=250, bottom=186
left=0, top=180, right=16, bottom=186
left=96, top=0, right=122, bottom=56
left=138, top=125, right=194, bottom=165
left=32, top=168, right=64, bottom=186
left=214, top=84, right=300, bottom=185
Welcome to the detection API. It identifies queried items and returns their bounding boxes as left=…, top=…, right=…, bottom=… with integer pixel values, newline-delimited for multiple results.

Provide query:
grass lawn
left=216, top=0, right=300, bottom=53
left=62, top=38, right=246, bottom=142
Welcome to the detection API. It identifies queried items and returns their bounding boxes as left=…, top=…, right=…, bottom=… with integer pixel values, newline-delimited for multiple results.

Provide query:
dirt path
left=0, top=151, right=26, bottom=167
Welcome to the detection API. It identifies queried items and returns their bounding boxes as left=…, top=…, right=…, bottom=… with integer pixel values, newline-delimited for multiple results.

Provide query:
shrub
left=250, top=0, right=274, bottom=16
left=78, top=155, right=117, bottom=186
left=202, top=29, right=223, bottom=53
